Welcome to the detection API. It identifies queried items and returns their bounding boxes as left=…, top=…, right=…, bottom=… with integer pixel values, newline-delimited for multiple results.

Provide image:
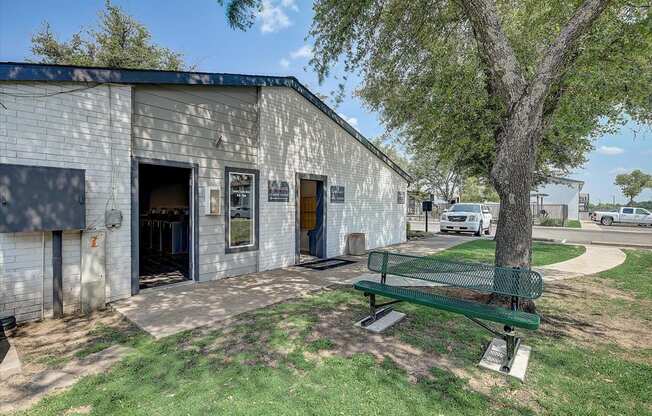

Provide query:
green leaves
left=306, top=0, right=652, bottom=177
left=30, top=1, right=189, bottom=71
left=614, top=169, right=652, bottom=203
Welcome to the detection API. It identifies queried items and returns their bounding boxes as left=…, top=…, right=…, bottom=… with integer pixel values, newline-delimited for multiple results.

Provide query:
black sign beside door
left=330, top=186, right=345, bottom=203
left=268, top=180, right=290, bottom=202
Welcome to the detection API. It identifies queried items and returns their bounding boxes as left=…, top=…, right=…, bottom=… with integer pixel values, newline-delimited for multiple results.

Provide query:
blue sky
left=1, top=0, right=650, bottom=203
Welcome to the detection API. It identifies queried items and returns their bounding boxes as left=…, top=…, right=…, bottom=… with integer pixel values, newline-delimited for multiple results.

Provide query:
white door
left=635, top=208, right=652, bottom=224
left=620, top=207, right=636, bottom=223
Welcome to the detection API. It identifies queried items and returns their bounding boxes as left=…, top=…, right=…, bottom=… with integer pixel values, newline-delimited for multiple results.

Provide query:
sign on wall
left=268, top=180, right=290, bottom=202
left=205, top=188, right=220, bottom=215
left=330, top=186, right=345, bottom=203
left=397, top=191, right=405, bottom=204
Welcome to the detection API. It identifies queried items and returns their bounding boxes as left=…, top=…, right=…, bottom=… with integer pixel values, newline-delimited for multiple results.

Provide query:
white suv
left=440, top=203, right=492, bottom=236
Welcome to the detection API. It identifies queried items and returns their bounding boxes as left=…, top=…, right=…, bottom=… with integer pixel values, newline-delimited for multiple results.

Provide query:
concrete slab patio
left=113, top=236, right=470, bottom=339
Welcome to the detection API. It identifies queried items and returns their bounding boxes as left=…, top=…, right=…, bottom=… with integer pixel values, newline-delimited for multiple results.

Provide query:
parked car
left=231, top=206, right=252, bottom=219
left=590, top=207, right=652, bottom=226
left=440, top=203, right=492, bottom=236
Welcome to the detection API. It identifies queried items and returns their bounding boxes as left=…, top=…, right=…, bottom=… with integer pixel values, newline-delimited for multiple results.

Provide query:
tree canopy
left=31, top=1, right=188, bottom=70
left=218, top=0, right=651, bottom=182
left=308, top=0, right=651, bottom=181
left=459, top=177, right=500, bottom=203
left=615, top=169, right=652, bottom=204
left=408, top=147, right=462, bottom=202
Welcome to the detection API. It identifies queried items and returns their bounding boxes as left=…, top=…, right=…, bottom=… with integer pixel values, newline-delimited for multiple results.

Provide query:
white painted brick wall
left=0, top=82, right=132, bottom=322
left=258, top=87, right=407, bottom=271
left=0, top=81, right=407, bottom=321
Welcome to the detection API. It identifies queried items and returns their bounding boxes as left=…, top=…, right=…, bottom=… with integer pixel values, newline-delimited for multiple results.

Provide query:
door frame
left=295, top=172, right=328, bottom=264
left=131, top=157, right=200, bottom=295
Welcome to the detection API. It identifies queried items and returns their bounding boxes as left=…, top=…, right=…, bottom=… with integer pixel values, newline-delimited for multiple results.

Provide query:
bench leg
left=359, top=293, right=397, bottom=327
left=502, top=332, right=521, bottom=373
left=469, top=317, right=523, bottom=373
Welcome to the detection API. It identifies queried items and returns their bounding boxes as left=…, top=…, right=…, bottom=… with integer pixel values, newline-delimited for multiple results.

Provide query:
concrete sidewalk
left=113, top=236, right=622, bottom=339
left=536, top=245, right=626, bottom=281
left=580, top=220, right=601, bottom=231
left=113, top=237, right=468, bottom=339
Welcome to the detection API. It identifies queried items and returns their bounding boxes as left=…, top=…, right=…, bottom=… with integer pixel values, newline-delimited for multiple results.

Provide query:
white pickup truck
left=591, top=207, right=652, bottom=226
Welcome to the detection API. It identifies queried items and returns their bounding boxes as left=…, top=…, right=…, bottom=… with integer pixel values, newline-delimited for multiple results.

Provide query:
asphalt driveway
left=409, top=219, right=651, bottom=248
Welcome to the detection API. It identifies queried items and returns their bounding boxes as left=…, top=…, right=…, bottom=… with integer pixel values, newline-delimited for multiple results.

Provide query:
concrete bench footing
left=479, top=337, right=531, bottom=382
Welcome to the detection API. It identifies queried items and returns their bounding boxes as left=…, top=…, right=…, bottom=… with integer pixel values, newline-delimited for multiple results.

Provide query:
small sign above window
left=330, top=186, right=345, bottom=203
left=397, top=191, right=405, bottom=204
left=268, top=180, right=289, bottom=202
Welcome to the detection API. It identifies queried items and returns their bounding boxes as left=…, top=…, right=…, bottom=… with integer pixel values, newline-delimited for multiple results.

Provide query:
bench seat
left=354, top=280, right=540, bottom=330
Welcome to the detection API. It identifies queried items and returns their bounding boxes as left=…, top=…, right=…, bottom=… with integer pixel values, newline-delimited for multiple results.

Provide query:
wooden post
left=52, top=230, right=63, bottom=319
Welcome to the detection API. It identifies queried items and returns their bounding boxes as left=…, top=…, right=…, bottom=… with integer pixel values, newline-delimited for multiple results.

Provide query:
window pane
left=623, top=208, right=634, bottom=214
left=229, top=173, right=254, bottom=247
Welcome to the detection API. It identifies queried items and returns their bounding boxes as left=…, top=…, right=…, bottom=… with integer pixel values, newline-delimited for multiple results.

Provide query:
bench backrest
left=367, top=251, right=544, bottom=300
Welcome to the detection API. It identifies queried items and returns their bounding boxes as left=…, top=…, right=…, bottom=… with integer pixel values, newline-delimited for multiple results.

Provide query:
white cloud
left=339, top=113, right=358, bottom=127
left=597, top=145, right=624, bottom=156
left=281, top=0, right=298, bottom=11
left=609, top=167, right=629, bottom=175
left=290, top=45, right=313, bottom=60
left=259, top=0, right=292, bottom=33
left=278, top=44, right=312, bottom=71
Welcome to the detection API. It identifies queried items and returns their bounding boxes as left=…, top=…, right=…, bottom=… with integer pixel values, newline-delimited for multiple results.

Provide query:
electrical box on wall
left=81, top=230, right=106, bottom=314
left=105, top=209, right=123, bottom=228
left=205, top=187, right=220, bottom=215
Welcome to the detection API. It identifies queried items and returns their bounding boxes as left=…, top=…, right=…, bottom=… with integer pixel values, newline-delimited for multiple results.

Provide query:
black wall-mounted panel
left=0, top=164, right=86, bottom=233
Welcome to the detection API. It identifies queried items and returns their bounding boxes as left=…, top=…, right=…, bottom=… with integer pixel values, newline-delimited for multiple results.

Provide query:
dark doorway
left=296, top=174, right=327, bottom=264
left=138, top=164, right=191, bottom=289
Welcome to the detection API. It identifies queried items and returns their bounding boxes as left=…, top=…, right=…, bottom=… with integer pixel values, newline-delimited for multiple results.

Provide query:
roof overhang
left=0, top=62, right=412, bottom=183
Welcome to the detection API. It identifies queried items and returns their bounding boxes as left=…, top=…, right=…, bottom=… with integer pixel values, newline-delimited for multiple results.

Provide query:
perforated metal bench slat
left=354, top=280, right=540, bottom=330
left=367, top=251, right=544, bottom=300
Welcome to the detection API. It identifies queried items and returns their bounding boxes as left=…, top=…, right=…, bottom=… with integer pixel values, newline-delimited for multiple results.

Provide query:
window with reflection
left=225, top=168, right=258, bottom=253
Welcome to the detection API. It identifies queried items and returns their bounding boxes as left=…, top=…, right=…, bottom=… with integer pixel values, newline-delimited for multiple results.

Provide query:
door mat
left=296, top=258, right=357, bottom=270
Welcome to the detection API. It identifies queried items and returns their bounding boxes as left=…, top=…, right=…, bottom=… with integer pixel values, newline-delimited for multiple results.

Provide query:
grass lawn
left=430, top=239, right=586, bottom=266
left=565, top=219, right=582, bottom=228
left=537, top=218, right=581, bottom=228
left=11, top=251, right=651, bottom=416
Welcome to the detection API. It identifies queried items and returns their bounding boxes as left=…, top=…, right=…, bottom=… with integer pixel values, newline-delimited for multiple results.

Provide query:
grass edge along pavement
left=429, top=239, right=586, bottom=267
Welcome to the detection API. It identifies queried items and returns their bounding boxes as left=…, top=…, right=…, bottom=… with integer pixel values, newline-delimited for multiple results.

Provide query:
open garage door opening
left=138, top=163, right=192, bottom=290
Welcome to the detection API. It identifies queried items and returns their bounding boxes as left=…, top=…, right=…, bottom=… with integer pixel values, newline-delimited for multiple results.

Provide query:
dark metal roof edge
left=0, top=62, right=412, bottom=183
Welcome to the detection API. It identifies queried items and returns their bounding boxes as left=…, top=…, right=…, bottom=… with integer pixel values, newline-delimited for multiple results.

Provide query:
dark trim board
left=0, top=61, right=412, bottom=183
left=224, top=166, right=260, bottom=254
left=295, top=173, right=328, bottom=264
left=130, top=157, right=199, bottom=295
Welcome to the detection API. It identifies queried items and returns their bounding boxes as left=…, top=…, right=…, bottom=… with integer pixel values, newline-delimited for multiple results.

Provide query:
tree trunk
left=491, top=105, right=542, bottom=269
left=491, top=114, right=541, bottom=313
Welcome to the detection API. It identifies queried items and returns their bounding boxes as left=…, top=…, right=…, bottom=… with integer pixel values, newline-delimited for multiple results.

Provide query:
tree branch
left=530, top=0, right=611, bottom=105
left=459, top=0, right=526, bottom=106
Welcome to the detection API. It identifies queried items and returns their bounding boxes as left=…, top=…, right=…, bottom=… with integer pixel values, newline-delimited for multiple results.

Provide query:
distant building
left=579, top=193, right=590, bottom=212
left=531, top=177, right=585, bottom=221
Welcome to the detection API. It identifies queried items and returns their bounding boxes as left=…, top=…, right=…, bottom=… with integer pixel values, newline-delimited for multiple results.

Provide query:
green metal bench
left=354, top=251, right=544, bottom=372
